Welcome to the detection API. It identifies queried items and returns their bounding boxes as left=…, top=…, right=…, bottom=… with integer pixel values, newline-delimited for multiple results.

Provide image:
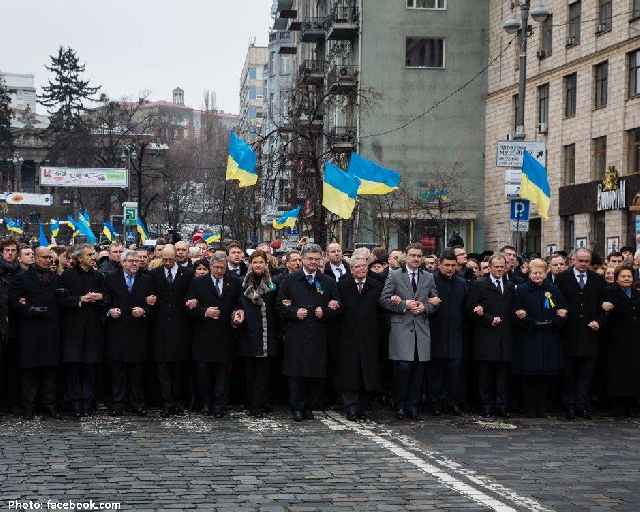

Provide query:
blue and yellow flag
left=273, top=206, right=301, bottom=230
left=5, top=218, right=23, bottom=235
left=103, top=222, right=118, bottom=243
left=83, top=208, right=91, bottom=225
left=202, top=233, right=221, bottom=244
left=519, top=151, right=550, bottom=220
left=50, top=219, right=60, bottom=238
left=76, top=214, right=97, bottom=243
left=38, top=222, right=49, bottom=247
left=136, top=217, right=149, bottom=244
left=226, top=132, right=257, bottom=187
left=347, top=153, right=400, bottom=195
left=322, top=162, right=361, bottom=219
left=66, top=215, right=80, bottom=238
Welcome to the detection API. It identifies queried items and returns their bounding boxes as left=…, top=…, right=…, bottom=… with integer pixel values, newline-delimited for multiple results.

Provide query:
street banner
left=3, top=192, right=53, bottom=206
left=40, top=167, right=128, bottom=188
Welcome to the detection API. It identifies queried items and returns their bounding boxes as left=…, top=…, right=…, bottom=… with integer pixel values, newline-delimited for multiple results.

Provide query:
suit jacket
left=467, top=274, right=515, bottom=362
left=149, top=265, right=194, bottom=362
left=324, top=260, right=351, bottom=282
left=430, top=270, right=467, bottom=359
left=555, top=268, right=608, bottom=358
left=379, top=267, right=438, bottom=362
left=102, top=271, right=154, bottom=362
left=186, top=273, right=243, bottom=364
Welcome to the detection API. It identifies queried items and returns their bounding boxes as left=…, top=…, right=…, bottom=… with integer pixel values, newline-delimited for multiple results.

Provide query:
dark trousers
left=157, top=362, right=182, bottom=408
left=610, top=396, right=638, bottom=416
left=521, top=374, right=549, bottom=416
left=478, top=360, right=509, bottom=411
left=425, top=357, right=461, bottom=410
left=67, top=362, right=96, bottom=410
left=21, top=367, right=57, bottom=411
left=187, top=362, right=199, bottom=408
left=341, top=390, right=369, bottom=414
left=392, top=348, right=425, bottom=412
left=288, top=376, right=323, bottom=412
left=563, top=356, right=595, bottom=412
left=244, top=357, right=271, bottom=414
left=111, top=361, right=145, bottom=411
left=0, top=336, right=21, bottom=409
left=197, top=361, right=229, bottom=413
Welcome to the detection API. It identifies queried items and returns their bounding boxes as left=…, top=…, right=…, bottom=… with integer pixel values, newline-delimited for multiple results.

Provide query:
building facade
left=485, top=0, right=640, bottom=256
left=3, top=73, right=37, bottom=112
left=239, top=45, right=269, bottom=139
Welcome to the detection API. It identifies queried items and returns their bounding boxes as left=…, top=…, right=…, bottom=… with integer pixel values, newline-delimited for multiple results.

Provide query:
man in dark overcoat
left=276, top=243, right=340, bottom=422
left=334, top=255, right=383, bottom=421
left=102, top=249, right=154, bottom=416
left=467, top=253, right=514, bottom=418
left=10, top=246, right=61, bottom=419
left=186, top=252, right=243, bottom=418
left=148, top=244, right=194, bottom=416
left=426, top=250, right=467, bottom=416
left=58, top=243, right=106, bottom=417
left=555, top=247, right=610, bottom=419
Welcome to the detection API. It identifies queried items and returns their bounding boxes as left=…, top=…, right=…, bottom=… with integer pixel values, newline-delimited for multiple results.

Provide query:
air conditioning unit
left=536, top=49, right=546, bottom=59
left=565, top=36, right=576, bottom=46
left=538, top=122, right=548, bottom=134
left=595, top=23, right=608, bottom=33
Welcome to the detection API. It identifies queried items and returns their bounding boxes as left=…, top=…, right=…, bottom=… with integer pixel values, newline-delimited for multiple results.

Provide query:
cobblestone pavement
left=0, top=406, right=638, bottom=511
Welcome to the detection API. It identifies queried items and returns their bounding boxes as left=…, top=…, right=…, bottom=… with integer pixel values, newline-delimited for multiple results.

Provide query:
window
left=629, top=49, right=640, bottom=98
left=634, top=0, right=640, bottom=19
left=406, top=37, right=445, bottom=68
left=595, top=62, right=608, bottom=108
left=269, top=52, right=275, bottom=77
left=407, top=0, right=445, bottom=9
left=597, top=0, right=612, bottom=32
left=249, top=68, right=257, bottom=80
left=564, top=144, right=576, bottom=184
left=594, top=136, right=607, bottom=179
left=280, top=54, right=292, bottom=75
left=568, top=1, right=581, bottom=44
left=541, top=14, right=553, bottom=55
left=538, top=84, right=549, bottom=126
left=564, top=216, right=575, bottom=252
left=565, top=73, right=577, bottom=117
left=249, top=86, right=257, bottom=100
left=628, top=128, right=640, bottom=174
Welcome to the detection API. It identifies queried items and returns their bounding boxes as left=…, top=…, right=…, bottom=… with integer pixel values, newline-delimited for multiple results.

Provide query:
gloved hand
left=29, top=306, right=49, bottom=318
left=534, top=320, right=554, bottom=331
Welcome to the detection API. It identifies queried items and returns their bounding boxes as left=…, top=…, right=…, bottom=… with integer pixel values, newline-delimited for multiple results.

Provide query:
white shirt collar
left=573, top=267, right=587, bottom=279
left=330, top=262, right=344, bottom=270
left=304, top=270, right=317, bottom=279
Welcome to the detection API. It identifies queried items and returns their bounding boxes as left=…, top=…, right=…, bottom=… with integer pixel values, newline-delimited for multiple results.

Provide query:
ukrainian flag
left=76, top=214, right=97, bottom=243
left=136, top=217, right=149, bottom=244
left=38, top=222, right=49, bottom=247
left=322, top=162, right=361, bottom=219
left=226, top=132, right=257, bottom=187
left=273, top=206, right=301, bottom=230
left=66, top=215, right=80, bottom=238
left=347, top=153, right=400, bottom=195
left=202, top=233, right=221, bottom=244
left=519, top=151, right=550, bottom=220
left=5, top=218, right=23, bottom=235
left=103, top=221, right=118, bottom=243
left=83, top=208, right=91, bottom=225
left=50, top=219, right=60, bottom=238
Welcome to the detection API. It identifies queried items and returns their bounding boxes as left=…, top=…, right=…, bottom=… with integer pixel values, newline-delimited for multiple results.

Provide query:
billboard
left=40, top=167, right=128, bottom=188
left=3, top=192, right=54, bottom=206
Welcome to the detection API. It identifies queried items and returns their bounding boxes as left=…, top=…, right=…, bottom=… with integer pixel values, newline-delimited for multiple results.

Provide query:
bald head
left=34, top=246, right=52, bottom=269
left=161, top=244, right=177, bottom=269
left=175, top=240, right=189, bottom=263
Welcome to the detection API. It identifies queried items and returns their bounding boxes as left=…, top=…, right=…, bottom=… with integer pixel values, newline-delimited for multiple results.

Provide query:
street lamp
left=120, top=146, right=137, bottom=200
left=504, top=0, right=550, bottom=140
left=12, top=153, right=24, bottom=192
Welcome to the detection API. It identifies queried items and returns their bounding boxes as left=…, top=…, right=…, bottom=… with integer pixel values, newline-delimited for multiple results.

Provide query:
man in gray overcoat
left=380, top=243, right=440, bottom=420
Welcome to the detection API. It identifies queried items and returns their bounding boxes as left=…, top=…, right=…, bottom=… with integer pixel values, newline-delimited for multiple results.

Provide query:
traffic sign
left=123, top=201, right=138, bottom=226
left=504, top=169, right=522, bottom=185
left=505, top=184, right=521, bottom=198
left=126, top=231, right=135, bottom=242
left=496, top=141, right=546, bottom=168
left=510, top=199, right=530, bottom=221
left=509, top=220, right=530, bottom=232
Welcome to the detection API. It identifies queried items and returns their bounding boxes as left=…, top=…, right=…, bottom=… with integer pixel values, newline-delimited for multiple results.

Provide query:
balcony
left=299, top=60, right=326, bottom=86
left=327, top=126, right=357, bottom=153
left=278, top=43, right=297, bottom=55
left=327, top=64, right=358, bottom=93
left=326, top=5, right=359, bottom=41
left=300, top=17, right=327, bottom=43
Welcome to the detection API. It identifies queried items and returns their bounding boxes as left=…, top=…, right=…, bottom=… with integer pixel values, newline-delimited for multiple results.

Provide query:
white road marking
left=324, top=411, right=552, bottom=512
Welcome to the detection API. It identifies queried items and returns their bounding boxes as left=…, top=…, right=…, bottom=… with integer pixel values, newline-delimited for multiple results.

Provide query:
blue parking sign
left=510, top=199, right=530, bottom=221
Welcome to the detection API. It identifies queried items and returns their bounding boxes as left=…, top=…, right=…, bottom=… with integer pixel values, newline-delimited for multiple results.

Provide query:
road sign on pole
left=509, top=220, right=530, bottom=232
left=505, top=184, right=521, bottom=198
left=496, top=141, right=547, bottom=168
left=122, top=201, right=138, bottom=226
left=510, top=199, right=530, bottom=221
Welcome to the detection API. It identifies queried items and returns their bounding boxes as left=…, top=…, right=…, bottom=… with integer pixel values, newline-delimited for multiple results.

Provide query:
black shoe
left=431, top=408, right=441, bottom=417
left=82, top=406, right=93, bottom=417
left=214, top=411, right=224, bottom=419
left=481, top=408, right=492, bottom=418
left=346, top=410, right=358, bottom=422
left=133, top=408, right=147, bottom=417
left=188, top=401, right=198, bottom=412
left=524, top=410, right=537, bottom=419
left=254, top=411, right=264, bottom=419
left=264, top=404, right=273, bottom=414
left=110, top=408, right=123, bottom=417
left=449, top=405, right=463, bottom=416
left=395, top=408, right=405, bottom=420
left=201, top=405, right=211, bottom=416
left=577, top=409, right=592, bottom=420
left=302, top=410, right=315, bottom=420
left=46, top=409, right=62, bottom=420
left=71, top=408, right=82, bottom=419
left=496, top=409, right=510, bottom=419
left=565, top=408, right=575, bottom=420
left=173, top=406, right=185, bottom=416
left=292, top=410, right=303, bottom=422
left=537, top=412, right=549, bottom=419
left=23, top=409, right=34, bottom=420
left=161, top=408, right=172, bottom=418
left=407, top=409, right=422, bottom=421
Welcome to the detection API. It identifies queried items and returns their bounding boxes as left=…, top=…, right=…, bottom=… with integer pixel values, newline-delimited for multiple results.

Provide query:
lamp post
left=120, top=146, right=137, bottom=201
left=12, top=153, right=24, bottom=192
left=504, top=0, right=550, bottom=140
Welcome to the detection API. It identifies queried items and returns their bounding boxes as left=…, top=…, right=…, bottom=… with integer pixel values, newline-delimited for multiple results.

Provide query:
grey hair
left=72, top=243, right=93, bottom=265
left=209, top=252, right=228, bottom=264
left=352, top=247, right=371, bottom=260
left=350, top=255, right=368, bottom=266
left=574, top=247, right=592, bottom=259
left=121, top=249, right=138, bottom=263
left=301, top=243, right=323, bottom=257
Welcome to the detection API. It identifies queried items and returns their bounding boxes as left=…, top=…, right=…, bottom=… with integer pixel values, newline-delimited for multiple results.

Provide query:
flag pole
left=220, top=181, right=228, bottom=242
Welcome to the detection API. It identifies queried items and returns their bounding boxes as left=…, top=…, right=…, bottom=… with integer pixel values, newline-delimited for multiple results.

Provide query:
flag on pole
left=136, top=217, right=149, bottom=244
left=103, top=222, right=118, bottom=243
left=83, top=208, right=91, bottom=225
left=347, top=153, right=400, bottom=195
left=50, top=219, right=60, bottom=238
left=76, top=214, right=97, bottom=243
left=66, top=215, right=80, bottom=238
left=202, top=233, right=221, bottom=244
left=38, top=222, right=49, bottom=247
left=322, top=162, right=361, bottom=219
left=273, top=206, right=301, bottom=230
left=5, top=218, right=24, bottom=235
left=519, top=151, right=551, bottom=220
left=226, top=132, right=258, bottom=187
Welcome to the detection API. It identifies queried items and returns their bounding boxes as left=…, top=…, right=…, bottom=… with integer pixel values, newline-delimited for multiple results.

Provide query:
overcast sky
left=0, top=0, right=272, bottom=115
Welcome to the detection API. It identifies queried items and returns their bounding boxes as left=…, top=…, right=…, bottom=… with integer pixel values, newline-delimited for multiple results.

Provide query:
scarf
left=242, top=269, right=272, bottom=357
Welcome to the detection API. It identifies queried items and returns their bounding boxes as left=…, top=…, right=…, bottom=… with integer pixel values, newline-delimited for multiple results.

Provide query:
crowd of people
left=0, top=232, right=639, bottom=423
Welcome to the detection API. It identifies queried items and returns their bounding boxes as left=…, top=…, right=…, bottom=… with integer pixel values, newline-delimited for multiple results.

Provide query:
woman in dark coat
left=604, top=265, right=640, bottom=417
left=235, top=250, right=279, bottom=418
left=512, top=259, right=568, bottom=418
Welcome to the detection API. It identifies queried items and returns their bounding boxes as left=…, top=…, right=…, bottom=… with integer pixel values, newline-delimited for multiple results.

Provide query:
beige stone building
left=485, top=0, right=640, bottom=257
left=239, top=45, right=269, bottom=139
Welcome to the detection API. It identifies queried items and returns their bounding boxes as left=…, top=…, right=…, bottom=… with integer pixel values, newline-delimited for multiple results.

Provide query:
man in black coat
left=426, top=250, right=467, bottom=416
left=324, top=242, right=350, bottom=282
left=555, top=247, right=610, bottom=419
left=9, top=247, right=61, bottom=419
left=226, top=241, right=248, bottom=278
left=186, top=253, right=243, bottom=418
left=148, top=245, right=194, bottom=417
left=100, top=243, right=124, bottom=274
left=500, top=245, right=526, bottom=285
left=175, top=241, right=193, bottom=269
left=467, top=253, right=515, bottom=418
left=334, top=255, right=383, bottom=421
left=276, top=243, right=340, bottom=421
left=102, top=249, right=154, bottom=416
left=58, top=243, right=106, bottom=417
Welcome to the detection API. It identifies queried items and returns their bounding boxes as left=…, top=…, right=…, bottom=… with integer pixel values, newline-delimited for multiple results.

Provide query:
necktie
left=357, top=281, right=363, bottom=294
left=234, top=268, right=241, bottom=276
left=411, top=272, right=417, bottom=293
left=625, top=288, right=632, bottom=298
left=167, top=269, right=174, bottom=286
left=215, top=279, right=222, bottom=296
left=496, top=278, right=502, bottom=294
left=578, top=273, right=585, bottom=290
left=126, top=274, right=133, bottom=293
left=337, top=266, right=343, bottom=280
